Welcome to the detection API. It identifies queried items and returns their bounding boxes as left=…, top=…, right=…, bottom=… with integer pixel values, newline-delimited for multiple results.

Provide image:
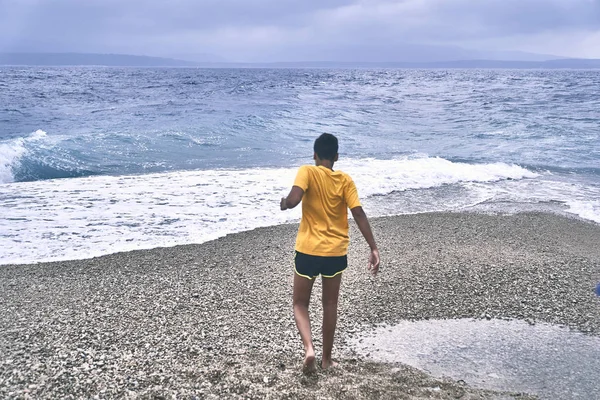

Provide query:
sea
left=1, top=68, right=599, bottom=265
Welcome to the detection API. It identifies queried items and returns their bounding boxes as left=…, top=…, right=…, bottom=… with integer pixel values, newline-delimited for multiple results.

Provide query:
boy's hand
left=281, top=187, right=304, bottom=211
left=368, top=248, right=380, bottom=276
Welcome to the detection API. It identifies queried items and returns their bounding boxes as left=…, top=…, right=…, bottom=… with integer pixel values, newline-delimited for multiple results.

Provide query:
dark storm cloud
left=0, top=0, right=599, bottom=59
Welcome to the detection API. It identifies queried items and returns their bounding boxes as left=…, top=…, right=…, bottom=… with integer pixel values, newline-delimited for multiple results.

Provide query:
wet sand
left=1, top=212, right=599, bottom=399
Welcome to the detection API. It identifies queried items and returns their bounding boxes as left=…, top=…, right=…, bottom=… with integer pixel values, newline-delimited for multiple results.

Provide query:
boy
left=280, top=133, right=380, bottom=372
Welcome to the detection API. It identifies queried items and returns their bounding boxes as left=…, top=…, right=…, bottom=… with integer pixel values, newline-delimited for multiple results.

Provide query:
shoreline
left=2, top=212, right=600, bottom=398
left=3, top=206, right=598, bottom=267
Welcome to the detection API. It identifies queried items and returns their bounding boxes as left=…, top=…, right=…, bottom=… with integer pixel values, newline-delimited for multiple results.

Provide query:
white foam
left=0, top=167, right=300, bottom=264
left=29, top=129, right=47, bottom=140
left=0, top=130, right=47, bottom=184
left=0, top=156, right=536, bottom=264
left=338, top=157, right=538, bottom=196
left=565, top=199, right=600, bottom=224
left=461, top=178, right=600, bottom=223
left=0, top=138, right=27, bottom=184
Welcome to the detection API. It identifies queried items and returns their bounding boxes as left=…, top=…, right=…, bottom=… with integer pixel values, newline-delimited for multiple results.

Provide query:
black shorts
left=294, top=251, right=347, bottom=279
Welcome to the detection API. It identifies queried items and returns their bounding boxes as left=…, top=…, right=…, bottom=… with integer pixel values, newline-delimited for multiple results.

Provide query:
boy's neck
left=316, top=160, right=334, bottom=170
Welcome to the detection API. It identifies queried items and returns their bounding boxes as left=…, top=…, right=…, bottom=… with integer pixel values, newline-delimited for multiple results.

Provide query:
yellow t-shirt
left=293, top=165, right=362, bottom=257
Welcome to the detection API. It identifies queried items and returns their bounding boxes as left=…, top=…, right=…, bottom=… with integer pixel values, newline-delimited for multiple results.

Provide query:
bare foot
left=302, top=348, right=316, bottom=374
left=321, top=359, right=338, bottom=370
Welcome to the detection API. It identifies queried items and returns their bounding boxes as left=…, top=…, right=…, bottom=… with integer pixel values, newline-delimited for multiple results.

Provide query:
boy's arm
left=351, top=206, right=380, bottom=276
left=281, top=186, right=304, bottom=210
left=282, top=166, right=308, bottom=210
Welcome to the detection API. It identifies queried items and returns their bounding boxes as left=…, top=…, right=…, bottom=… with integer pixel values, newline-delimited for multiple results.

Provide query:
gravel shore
left=1, top=212, right=599, bottom=399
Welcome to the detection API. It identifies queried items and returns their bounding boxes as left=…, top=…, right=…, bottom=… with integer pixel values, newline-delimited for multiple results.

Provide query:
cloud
left=310, top=0, right=600, bottom=42
left=0, top=0, right=599, bottom=60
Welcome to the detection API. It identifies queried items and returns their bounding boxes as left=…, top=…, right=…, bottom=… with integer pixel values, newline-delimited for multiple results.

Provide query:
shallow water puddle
left=350, top=319, right=600, bottom=399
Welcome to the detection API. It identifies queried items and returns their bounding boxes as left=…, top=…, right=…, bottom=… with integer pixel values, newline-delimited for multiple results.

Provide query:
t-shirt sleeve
left=344, top=177, right=362, bottom=209
left=293, top=165, right=310, bottom=191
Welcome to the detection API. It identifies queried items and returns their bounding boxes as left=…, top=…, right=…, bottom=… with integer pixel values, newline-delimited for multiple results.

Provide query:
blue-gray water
left=351, top=319, right=600, bottom=400
left=1, top=68, right=599, bottom=264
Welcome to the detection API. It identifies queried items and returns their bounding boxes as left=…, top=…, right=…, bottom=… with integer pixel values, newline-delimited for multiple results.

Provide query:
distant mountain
left=0, top=52, right=199, bottom=66
left=410, top=58, right=600, bottom=69
left=1, top=52, right=598, bottom=69
left=471, top=49, right=567, bottom=62
left=163, top=52, right=228, bottom=63
left=193, top=59, right=600, bottom=69
left=252, top=42, right=565, bottom=64
left=432, top=59, right=600, bottom=69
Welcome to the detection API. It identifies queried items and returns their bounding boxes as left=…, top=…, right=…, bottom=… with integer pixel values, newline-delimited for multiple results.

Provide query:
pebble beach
left=1, top=212, right=600, bottom=399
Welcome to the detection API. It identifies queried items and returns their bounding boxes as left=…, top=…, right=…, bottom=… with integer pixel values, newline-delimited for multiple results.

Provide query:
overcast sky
left=0, top=0, right=599, bottom=62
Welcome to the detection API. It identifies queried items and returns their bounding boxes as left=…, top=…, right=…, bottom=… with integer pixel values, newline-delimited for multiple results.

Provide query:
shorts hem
left=321, top=267, right=346, bottom=278
left=294, top=267, right=316, bottom=280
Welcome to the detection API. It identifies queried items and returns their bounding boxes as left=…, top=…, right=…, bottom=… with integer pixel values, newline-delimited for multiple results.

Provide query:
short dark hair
left=314, top=133, right=338, bottom=161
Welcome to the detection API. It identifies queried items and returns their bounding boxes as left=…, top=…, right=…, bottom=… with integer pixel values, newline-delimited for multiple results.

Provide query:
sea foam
left=0, top=156, right=538, bottom=265
left=0, top=130, right=47, bottom=184
left=341, top=157, right=538, bottom=196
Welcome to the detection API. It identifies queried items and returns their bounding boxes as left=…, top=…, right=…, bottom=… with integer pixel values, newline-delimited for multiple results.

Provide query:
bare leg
left=321, top=273, right=342, bottom=369
left=293, top=272, right=316, bottom=373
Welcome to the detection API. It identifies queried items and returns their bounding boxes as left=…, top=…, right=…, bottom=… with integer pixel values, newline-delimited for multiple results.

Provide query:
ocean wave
left=0, top=156, right=543, bottom=264
left=0, top=130, right=106, bottom=183
left=0, top=130, right=47, bottom=184
left=338, top=157, right=538, bottom=197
